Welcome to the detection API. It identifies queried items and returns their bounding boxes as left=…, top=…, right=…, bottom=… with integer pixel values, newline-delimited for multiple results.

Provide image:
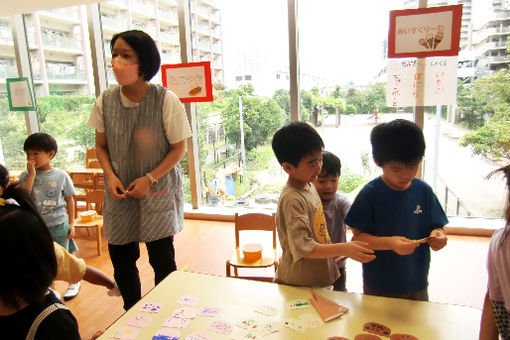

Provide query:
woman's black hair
left=0, top=164, right=8, bottom=190
left=111, top=30, right=161, bottom=81
left=0, top=184, right=57, bottom=310
left=487, top=164, right=510, bottom=246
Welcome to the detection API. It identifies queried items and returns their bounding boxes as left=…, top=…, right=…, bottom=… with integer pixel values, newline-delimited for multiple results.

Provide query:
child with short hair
left=0, top=183, right=81, bottom=340
left=345, top=119, right=448, bottom=301
left=313, top=151, right=351, bottom=291
left=479, top=164, right=510, bottom=340
left=272, top=122, right=375, bottom=287
left=19, top=133, right=81, bottom=300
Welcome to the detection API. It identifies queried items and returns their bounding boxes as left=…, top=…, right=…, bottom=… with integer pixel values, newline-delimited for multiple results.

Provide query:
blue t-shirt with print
left=19, top=168, right=76, bottom=227
left=345, top=177, right=448, bottom=294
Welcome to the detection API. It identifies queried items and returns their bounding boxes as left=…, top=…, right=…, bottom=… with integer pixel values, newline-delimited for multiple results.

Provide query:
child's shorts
left=49, top=221, right=78, bottom=253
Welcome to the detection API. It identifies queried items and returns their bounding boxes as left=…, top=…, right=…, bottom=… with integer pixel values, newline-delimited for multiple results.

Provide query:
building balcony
left=131, top=1, right=155, bottom=19
left=41, top=34, right=82, bottom=54
left=39, top=8, right=80, bottom=25
left=485, top=56, right=510, bottom=64
left=160, top=30, right=180, bottom=45
left=159, top=10, right=179, bottom=25
left=101, top=15, right=128, bottom=34
left=46, top=68, right=87, bottom=82
left=0, top=27, right=12, bottom=45
left=101, top=0, right=127, bottom=11
left=159, top=0, right=178, bottom=7
left=0, top=64, right=18, bottom=79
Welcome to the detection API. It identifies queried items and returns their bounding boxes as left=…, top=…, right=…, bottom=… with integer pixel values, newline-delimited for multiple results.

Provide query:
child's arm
left=23, top=160, right=36, bottom=192
left=351, top=228, right=420, bottom=255
left=305, top=241, right=375, bottom=263
left=83, top=265, right=116, bottom=290
left=479, top=291, right=499, bottom=340
left=428, top=227, right=447, bottom=251
left=65, top=195, right=75, bottom=238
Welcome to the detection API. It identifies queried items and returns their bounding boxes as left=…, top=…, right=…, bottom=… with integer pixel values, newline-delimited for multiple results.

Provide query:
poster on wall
left=6, top=77, right=35, bottom=111
left=161, top=61, right=213, bottom=103
left=386, top=56, right=458, bottom=107
left=388, top=4, right=463, bottom=58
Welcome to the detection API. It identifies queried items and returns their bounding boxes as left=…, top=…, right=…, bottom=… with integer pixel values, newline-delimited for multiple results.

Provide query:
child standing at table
left=271, top=122, right=375, bottom=287
left=480, top=164, right=510, bottom=340
left=313, top=151, right=351, bottom=292
left=345, top=119, right=448, bottom=301
left=19, top=133, right=81, bottom=301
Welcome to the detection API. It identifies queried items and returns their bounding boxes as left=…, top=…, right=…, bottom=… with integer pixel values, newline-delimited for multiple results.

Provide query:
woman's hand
left=126, top=175, right=151, bottom=198
left=106, top=175, right=127, bottom=200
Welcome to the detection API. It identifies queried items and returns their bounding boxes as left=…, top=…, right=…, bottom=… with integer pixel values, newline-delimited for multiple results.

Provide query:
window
left=235, top=76, right=243, bottom=81
left=244, top=75, right=252, bottom=80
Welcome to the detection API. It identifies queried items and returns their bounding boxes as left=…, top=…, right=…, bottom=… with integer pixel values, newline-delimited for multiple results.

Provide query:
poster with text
left=386, top=56, right=458, bottom=107
left=161, top=61, right=213, bottom=103
left=388, top=5, right=462, bottom=58
left=6, top=77, right=35, bottom=111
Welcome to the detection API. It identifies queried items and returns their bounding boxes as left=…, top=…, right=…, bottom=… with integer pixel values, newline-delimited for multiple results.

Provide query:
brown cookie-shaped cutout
left=328, top=337, right=350, bottom=340
left=188, top=86, right=202, bottom=96
left=362, top=322, right=391, bottom=337
left=390, top=334, right=418, bottom=340
left=355, top=334, right=382, bottom=340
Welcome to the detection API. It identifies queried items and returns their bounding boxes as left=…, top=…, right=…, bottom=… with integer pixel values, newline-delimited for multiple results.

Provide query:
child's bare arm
left=83, top=265, right=116, bottom=289
left=351, top=228, right=419, bottom=255
left=305, top=241, right=375, bottom=263
left=65, top=195, right=75, bottom=238
left=23, top=160, right=36, bottom=192
left=479, top=291, right=499, bottom=340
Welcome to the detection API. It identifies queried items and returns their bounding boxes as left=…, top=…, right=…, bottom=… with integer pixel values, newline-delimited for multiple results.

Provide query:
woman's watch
left=146, top=173, right=158, bottom=187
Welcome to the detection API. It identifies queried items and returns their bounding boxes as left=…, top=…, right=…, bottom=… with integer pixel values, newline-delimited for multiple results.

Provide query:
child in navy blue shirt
left=345, top=119, right=448, bottom=301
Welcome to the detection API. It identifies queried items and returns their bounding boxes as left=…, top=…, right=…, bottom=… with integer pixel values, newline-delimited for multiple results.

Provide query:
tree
left=461, top=69, right=510, bottom=159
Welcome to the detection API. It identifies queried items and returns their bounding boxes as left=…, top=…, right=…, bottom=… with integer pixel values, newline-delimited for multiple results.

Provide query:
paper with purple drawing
left=125, top=314, right=152, bottom=328
left=257, top=321, right=282, bottom=337
left=138, top=302, right=162, bottom=313
left=162, top=316, right=190, bottom=328
left=198, top=306, right=221, bottom=317
left=207, top=320, right=233, bottom=334
left=152, top=328, right=180, bottom=340
left=172, top=307, right=197, bottom=319
left=184, top=332, right=211, bottom=340
left=177, top=295, right=199, bottom=306
left=111, top=326, right=140, bottom=339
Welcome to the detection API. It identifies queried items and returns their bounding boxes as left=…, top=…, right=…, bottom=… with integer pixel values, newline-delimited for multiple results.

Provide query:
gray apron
left=102, top=85, right=184, bottom=245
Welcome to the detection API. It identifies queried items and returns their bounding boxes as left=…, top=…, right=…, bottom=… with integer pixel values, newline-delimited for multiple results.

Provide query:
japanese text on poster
left=161, top=61, right=213, bottom=103
left=386, top=56, right=458, bottom=107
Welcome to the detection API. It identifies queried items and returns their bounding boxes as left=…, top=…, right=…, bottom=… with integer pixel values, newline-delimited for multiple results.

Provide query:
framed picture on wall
left=388, top=4, right=463, bottom=58
left=161, top=61, right=213, bottom=103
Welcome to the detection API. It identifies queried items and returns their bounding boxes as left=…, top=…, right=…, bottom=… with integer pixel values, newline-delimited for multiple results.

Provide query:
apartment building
left=0, top=0, right=224, bottom=97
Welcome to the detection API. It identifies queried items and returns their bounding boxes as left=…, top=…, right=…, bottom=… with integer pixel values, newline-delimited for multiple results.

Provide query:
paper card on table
left=162, top=316, right=190, bottom=328
left=198, top=306, right=221, bottom=317
left=138, top=302, right=162, bottom=313
left=282, top=318, right=307, bottom=333
left=298, top=313, right=323, bottom=328
left=354, top=334, right=383, bottom=340
left=230, top=328, right=261, bottom=340
left=390, top=334, right=419, bottom=340
left=362, top=321, right=392, bottom=337
left=111, top=326, right=140, bottom=339
left=207, top=320, right=233, bottom=334
left=152, top=328, right=180, bottom=340
left=327, top=337, right=350, bottom=340
left=125, top=314, right=152, bottom=328
left=184, top=332, right=211, bottom=340
left=287, top=299, right=311, bottom=310
left=235, top=318, right=260, bottom=330
left=309, top=291, right=349, bottom=322
left=177, top=295, right=200, bottom=306
left=253, top=304, right=278, bottom=316
left=257, top=321, right=282, bottom=337
left=172, top=307, right=197, bottom=319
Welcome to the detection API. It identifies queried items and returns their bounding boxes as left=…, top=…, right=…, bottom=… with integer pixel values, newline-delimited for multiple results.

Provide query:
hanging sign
left=6, top=77, right=35, bottom=111
left=161, top=61, right=213, bottom=103
left=388, top=4, right=463, bottom=58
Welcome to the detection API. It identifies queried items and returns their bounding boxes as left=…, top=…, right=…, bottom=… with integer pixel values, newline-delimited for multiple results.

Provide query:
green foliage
left=339, top=172, right=366, bottom=193
left=345, top=103, right=357, bottom=114
left=344, top=82, right=392, bottom=115
left=460, top=69, right=510, bottom=159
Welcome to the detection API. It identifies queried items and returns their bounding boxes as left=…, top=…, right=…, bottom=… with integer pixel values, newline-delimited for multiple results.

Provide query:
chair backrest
left=86, top=148, right=101, bottom=168
left=86, top=190, right=105, bottom=215
left=234, top=213, right=276, bottom=249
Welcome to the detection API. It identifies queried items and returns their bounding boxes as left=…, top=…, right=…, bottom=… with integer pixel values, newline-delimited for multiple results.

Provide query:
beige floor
left=56, top=219, right=490, bottom=339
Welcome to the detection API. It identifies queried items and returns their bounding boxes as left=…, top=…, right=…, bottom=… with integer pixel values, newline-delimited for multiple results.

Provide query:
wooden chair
left=86, top=148, right=101, bottom=168
left=226, top=213, right=278, bottom=281
left=73, top=190, right=104, bottom=256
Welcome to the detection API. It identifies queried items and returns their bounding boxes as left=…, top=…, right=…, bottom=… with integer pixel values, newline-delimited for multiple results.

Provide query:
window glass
left=0, top=17, right=24, bottom=170
left=189, top=0, right=288, bottom=210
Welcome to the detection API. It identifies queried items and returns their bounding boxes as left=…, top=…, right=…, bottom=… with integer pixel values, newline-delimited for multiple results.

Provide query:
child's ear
left=282, top=162, right=294, bottom=175
left=49, top=150, right=56, bottom=159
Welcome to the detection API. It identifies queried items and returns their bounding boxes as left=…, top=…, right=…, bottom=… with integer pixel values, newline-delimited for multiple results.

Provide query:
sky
left=217, top=0, right=404, bottom=86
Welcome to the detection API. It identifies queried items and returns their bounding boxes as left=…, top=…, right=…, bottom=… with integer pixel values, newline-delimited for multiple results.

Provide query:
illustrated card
left=184, top=332, right=211, bottom=340
left=138, top=302, right=162, bottom=313
left=257, top=321, right=282, bottom=337
left=282, top=318, right=307, bottom=333
left=298, top=313, right=323, bottom=328
left=162, top=316, right=190, bottom=328
left=235, top=318, right=260, bottom=330
left=287, top=299, right=311, bottom=310
left=177, top=295, right=200, bottom=306
left=207, top=320, right=233, bottom=334
left=172, top=307, right=197, bottom=319
left=198, top=306, right=221, bottom=317
left=253, top=305, right=278, bottom=317
left=125, top=314, right=152, bottom=328
left=230, top=328, right=261, bottom=339
left=111, top=326, right=140, bottom=339
left=152, top=328, right=180, bottom=340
